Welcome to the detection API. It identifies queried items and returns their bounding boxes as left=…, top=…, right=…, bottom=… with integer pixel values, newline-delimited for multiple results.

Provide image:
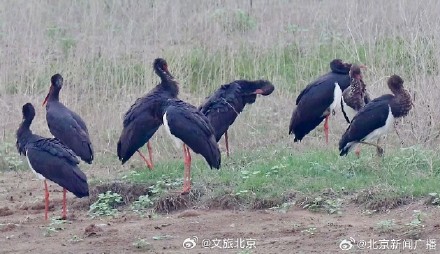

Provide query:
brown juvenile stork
left=339, top=75, right=412, bottom=157
left=162, top=98, right=221, bottom=194
left=117, top=58, right=178, bottom=169
left=16, top=103, right=89, bottom=220
left=198, top=80, right=275, bottom=156
left=341, top=64, right=372, bottom=123
left=289, top=59, right=358, bottom=143
left=42, top=74, right=94, bottom=164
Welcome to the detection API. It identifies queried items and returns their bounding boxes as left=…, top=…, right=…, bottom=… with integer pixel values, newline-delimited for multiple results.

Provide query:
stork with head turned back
left=42, top=74, right=94, bottom=164
left=117, top=58, right=178, bottom=169
left=289, top=59, right=361, bottom=143
left=199, top=80, right=275, bottom=156
left=341, top=64, right=371, bottom=124
left=16, top=103, right=89, bottom=220
left=339, top=75, right=413, bottom=157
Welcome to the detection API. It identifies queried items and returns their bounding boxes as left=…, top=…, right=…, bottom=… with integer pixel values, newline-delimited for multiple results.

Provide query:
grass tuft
left=116, top=146, right=440, bottom=213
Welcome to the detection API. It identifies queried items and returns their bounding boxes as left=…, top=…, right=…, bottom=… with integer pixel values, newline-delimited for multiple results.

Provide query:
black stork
left=16, top=103, right=89, bottom=220
left=289, top=59, right=359, bottom=143
left=198, top=80, right=275, bottom=156
left=42, top=74, right=94, bottom=164
left=162, top=98, right=221, bottom=194
left=117, top=58, right=179, bottom=169
left=339, top=75, right=413, bottom=156
left=341, top=64, right=371, bottom=123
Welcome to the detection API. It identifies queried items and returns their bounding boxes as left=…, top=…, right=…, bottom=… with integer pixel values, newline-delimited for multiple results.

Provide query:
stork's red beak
left=42, top=86, right=52, bottom=106
left=359, top=64, right=367, bottom=69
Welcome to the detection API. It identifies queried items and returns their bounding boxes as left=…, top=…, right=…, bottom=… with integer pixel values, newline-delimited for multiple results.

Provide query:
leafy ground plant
left=131, top=194, right=154, bottom=216
left=375, top=219, right=396, bottom=233
left=404, top=210, right=425, bottom=239
left=89, top=191, right=123, bottom=218
left=302, top=196, right=343, bottom=215
left=41, top=217, right=69, bottom=237
left=0, top=142, right=23, bottom=171
left=132, top=238, right=152, bottom=250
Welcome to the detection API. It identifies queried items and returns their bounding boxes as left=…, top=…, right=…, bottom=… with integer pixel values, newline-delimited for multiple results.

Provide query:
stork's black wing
left=46, top=102, right=93, bottom=164
left=26, top=138, right=88, bottom=198
left=199, top=83, right=246, bottom=141
left=165, top=99, right=221, bottom=169
left=117, top=95, right=163, bottom=164
left=296, top=71, right=350, bottom=105
left=339, top=95, right=394, bottom=155
left=289, top=82, right=336, bottom=141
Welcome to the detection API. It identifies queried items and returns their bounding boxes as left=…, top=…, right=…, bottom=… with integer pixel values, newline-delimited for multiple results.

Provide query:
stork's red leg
left=376, top=138, right=384, bottom=157
left=182, top=144, right=192, bottom=194
left=355, top=146, right=361, bottom=158
left=186, top=145, right=192, bottom=190
left=186, top=145, right=192, bottom=164
left=358, top=141, right=384, bottom=157
left=62, top=188, right=67, bottom=220
left=324, top=115, right=330, bottom=144
left=44, top=180, right=49, bottom=221
left=137, top=150, right=153, bottom=170
left=225, top=131, right=230, bottom=157
left=147, top=142, right=154, bottom=169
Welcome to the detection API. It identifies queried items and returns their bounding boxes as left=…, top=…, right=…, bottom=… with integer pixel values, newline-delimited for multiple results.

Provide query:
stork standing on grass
left=198, top=80, right=275, bottom=156
left=289, top=59, right=362, bottom=143
left=162, top=98, right=221, bottom=194
left=117, top=58, right=178, bottom=169
left=339, top=75, right=413, bottom=157
left=42, top=74, right=94, bottom=164
left=16, top=103, right=89, bottom=220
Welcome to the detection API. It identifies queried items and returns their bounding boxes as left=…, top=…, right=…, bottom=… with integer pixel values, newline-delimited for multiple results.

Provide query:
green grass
left=0, top=142, right=26, bottom=171
left=120, top=145, right=440, bottom=210
left=5, top=35, right=437, bottom=97
left=174, top=35, right=438, bottom=95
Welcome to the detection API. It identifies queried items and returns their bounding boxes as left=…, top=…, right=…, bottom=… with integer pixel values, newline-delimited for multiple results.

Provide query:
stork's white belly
left=25, top=150, right=45, bottom=180
left=342, top=97, right=357, bottom=122
left=163, top=112, right=183, bottom=149
left=363, top=106, right=394, bottom=142
left=330, top=82, right=342, bottom=112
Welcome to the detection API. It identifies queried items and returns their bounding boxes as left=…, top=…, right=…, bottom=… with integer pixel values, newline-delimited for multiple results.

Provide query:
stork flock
left=15, top=58, right=412, bottom=220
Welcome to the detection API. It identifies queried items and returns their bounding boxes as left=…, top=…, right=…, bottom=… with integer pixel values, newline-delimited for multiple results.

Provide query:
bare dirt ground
left=1, top=171, right=440, bottom=254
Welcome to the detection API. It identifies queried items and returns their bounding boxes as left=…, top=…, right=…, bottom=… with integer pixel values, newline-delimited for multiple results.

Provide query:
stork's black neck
left=243, top=94, right=257, bottom=104
left=154, top=64, right=179, bottom=98
left=154, top=66, right=174, bottom=83
left=168, top=82, right=179, bottom=97
left=16, top=119, right=34, bottom=154
left=155, top=80, right=178, bottom=98
left=47, top=86, right=61, bottom=102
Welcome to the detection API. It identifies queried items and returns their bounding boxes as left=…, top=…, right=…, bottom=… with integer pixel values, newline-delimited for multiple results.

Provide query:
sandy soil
left=1, top=171, right=440, bottom=254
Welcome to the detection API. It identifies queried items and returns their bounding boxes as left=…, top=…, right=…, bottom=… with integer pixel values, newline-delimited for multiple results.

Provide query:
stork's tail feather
left=339, top=144, right=352, bottom=156
left=206, top=136, right=221, bottom=169
left=116, top=140, right=128, bottom=164
left=81, top=143, right=94, bottom=164
left=288, top=109, right=297, bottom=135
left=117, top=126, right=136, bottom=165
left=289, top=109, right=324, bottom=142
left=68, top=167, right=89, bottom=198
left=339, top=134, right=354, bottom=156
